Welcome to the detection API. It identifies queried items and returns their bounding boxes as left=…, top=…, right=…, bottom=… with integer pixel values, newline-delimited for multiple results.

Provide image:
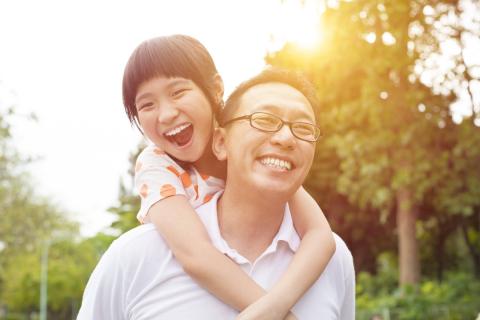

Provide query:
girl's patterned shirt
left=134, top=144, right=225, bottom=223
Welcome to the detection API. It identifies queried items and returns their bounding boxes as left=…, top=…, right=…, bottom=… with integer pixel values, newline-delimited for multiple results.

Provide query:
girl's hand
left=235, top=295, right=295, bottom=320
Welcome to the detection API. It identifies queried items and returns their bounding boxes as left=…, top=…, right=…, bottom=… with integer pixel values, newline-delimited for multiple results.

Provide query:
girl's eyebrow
left=135, top=92, right=153, bottom=105
left=135, top=79, right=192, bottom=104
left=167, top=79, right=192, bottom=87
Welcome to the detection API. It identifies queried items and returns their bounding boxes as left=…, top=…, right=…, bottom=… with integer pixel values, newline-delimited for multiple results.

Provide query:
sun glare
left=288, top=3, right=323, bottom=50
left=291, top=19, right=323, bottom=50
left=270, top=0, right=324, bottom=51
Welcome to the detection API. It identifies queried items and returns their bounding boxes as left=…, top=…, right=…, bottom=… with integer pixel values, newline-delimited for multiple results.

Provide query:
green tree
left=267, top=0, right=479, bottom=287
left=0, top=95, right=96, bottom=317
left=1, top=236, right=114, bottom=319
left=108, top=141, right=145, bottom=234
left=428, top=121, right=480, bottom=278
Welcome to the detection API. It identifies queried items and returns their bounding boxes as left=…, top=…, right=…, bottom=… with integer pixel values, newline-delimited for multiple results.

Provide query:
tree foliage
left=107, top=141, right=144, bottom=234
left=0, top=97, right=114, bottom=318
left=267, top=0, right=480, bottom=287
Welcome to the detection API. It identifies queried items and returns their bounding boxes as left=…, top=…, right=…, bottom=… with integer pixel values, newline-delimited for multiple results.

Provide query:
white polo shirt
left=77, top=192, right=355, bottom=320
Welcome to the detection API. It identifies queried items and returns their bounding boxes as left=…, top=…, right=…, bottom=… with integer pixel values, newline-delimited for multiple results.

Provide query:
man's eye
left=295, top=124, right=314, bottom=133
left=254, top=115, right=279, bottom=128
left=256, top=117, right=277, bottom=126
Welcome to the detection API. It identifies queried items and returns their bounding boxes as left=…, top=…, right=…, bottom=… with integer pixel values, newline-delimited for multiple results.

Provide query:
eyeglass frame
left=221, top=111, right=322, bottom=142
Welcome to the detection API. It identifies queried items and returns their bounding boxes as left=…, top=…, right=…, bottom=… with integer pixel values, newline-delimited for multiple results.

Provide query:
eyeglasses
left=222, top=112, right=321, bottom=142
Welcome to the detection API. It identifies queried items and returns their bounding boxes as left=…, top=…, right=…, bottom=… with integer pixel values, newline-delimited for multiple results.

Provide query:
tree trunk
left=396, top=187, right=420, bottom=286
left=461, top=216, right=480, bottom=279
left=435, top=233, right=445, bottom=283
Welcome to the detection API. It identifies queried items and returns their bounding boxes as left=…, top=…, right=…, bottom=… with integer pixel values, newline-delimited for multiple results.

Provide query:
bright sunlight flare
left=269, top=0, right=324, bottom=51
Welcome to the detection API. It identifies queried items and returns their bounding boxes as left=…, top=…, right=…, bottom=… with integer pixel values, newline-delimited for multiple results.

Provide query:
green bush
left=357, top=271, right=480, bottom=319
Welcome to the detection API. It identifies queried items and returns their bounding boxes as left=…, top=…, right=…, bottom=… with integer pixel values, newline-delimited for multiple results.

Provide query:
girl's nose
left=156, top=103, right=180, bottom=124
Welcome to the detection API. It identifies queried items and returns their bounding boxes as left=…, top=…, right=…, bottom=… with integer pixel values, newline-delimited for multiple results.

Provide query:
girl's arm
left=135, top=147, right=276, bottom=315
left=239, top=186, right=336, bottom=318
left=148, top=195, right=269, bottom=311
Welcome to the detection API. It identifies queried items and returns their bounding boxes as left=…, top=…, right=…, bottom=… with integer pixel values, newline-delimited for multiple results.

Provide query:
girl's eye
left=172, top=88, right=189, bottom=97
left=138, top=102, right=154, bottom=111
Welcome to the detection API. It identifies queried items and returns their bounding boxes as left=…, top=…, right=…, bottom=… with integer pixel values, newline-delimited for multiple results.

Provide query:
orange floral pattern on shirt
left=180, top=172, right=192, bottom=188
left=160, top=184, right=176, bottom=197
left=203, top=193, right=214, bottom=204
left=134, top=144, right=225, bottom=222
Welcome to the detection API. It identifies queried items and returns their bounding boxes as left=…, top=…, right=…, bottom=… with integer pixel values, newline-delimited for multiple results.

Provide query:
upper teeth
left=260, top=157, right=292, bottom=171
left=165, top=123, right=191, bottom=136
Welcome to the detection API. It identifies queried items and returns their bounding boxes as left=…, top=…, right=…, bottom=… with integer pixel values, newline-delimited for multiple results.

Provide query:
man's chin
left=251, top=177, right=300, bottom=200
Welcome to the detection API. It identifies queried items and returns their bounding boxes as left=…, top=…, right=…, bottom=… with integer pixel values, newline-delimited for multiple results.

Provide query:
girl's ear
left=212, top=127, right=227, bottom=161
left=213, top=73, right=224, bottom=105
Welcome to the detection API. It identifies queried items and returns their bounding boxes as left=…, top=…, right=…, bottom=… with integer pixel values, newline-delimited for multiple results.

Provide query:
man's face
left=217, top=82, right=316, bottom=198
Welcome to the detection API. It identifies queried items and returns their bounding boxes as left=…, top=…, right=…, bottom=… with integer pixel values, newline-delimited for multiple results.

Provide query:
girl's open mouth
left=164, top=123, right=193, bottom=147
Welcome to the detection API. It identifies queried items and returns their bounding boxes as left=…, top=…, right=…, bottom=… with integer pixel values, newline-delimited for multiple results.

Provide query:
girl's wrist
left=262, top=291, right=291, bottom=317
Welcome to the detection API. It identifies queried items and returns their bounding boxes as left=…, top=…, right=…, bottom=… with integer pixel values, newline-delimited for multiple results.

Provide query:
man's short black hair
left=220, top=67, right=320, bottom=126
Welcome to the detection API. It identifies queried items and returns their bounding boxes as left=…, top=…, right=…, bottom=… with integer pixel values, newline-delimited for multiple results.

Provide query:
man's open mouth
left=259, top=156, right=293, bottom=171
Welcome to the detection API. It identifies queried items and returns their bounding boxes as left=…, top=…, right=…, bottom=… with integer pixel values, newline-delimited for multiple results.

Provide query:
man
left=78, top=68, right=355, bottom=319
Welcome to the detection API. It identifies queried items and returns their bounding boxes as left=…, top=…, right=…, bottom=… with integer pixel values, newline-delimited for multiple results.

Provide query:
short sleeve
left=134, top=145, right=188, bottom=223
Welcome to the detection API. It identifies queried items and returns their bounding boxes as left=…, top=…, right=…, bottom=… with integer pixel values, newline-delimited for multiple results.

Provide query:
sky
left=0, top=0, right=323, bottom=237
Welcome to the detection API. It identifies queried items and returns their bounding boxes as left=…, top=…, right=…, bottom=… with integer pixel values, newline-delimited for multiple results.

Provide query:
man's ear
left=212, top=127, right=227, bottom=161
left=213, top=73, right=224, bottom=105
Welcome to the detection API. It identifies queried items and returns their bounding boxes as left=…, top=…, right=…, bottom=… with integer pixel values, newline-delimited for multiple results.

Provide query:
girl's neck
left=193, top=147, right=226, bottom=180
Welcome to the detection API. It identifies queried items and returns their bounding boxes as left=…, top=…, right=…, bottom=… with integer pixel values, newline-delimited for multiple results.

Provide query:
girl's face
left=135, top=76, right=215, bottom=163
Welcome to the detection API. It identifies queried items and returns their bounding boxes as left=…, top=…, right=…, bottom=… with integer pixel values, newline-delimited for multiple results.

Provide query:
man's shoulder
left=292, top=233, right=355, bottom=319
left=332, top=233, right=351, bottom=255
left=108, top=224, right=169, bottom=258
left=331, top=233, right=355, bottom=277
left=112, top=223, right=157, bottom=243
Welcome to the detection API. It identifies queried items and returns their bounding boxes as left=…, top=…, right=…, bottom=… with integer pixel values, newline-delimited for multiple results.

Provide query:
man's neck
left=217, top=185, right=287, bottom=263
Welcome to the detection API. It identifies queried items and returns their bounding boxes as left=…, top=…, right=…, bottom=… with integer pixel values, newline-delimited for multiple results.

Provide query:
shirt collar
left=196, top=191, right=301, bottom=264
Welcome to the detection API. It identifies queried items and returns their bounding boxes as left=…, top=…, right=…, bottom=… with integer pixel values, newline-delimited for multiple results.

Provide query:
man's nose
left=156, top=102, right=179, bottom=124
left=270, top=124, right=296, bottom=149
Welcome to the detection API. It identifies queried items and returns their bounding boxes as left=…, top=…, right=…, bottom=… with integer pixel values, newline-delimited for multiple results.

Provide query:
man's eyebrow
left=256, top=104, right=314, bottom=120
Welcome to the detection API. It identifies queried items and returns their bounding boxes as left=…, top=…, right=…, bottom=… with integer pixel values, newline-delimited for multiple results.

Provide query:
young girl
left=122, top=35, right=335, bottom=320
